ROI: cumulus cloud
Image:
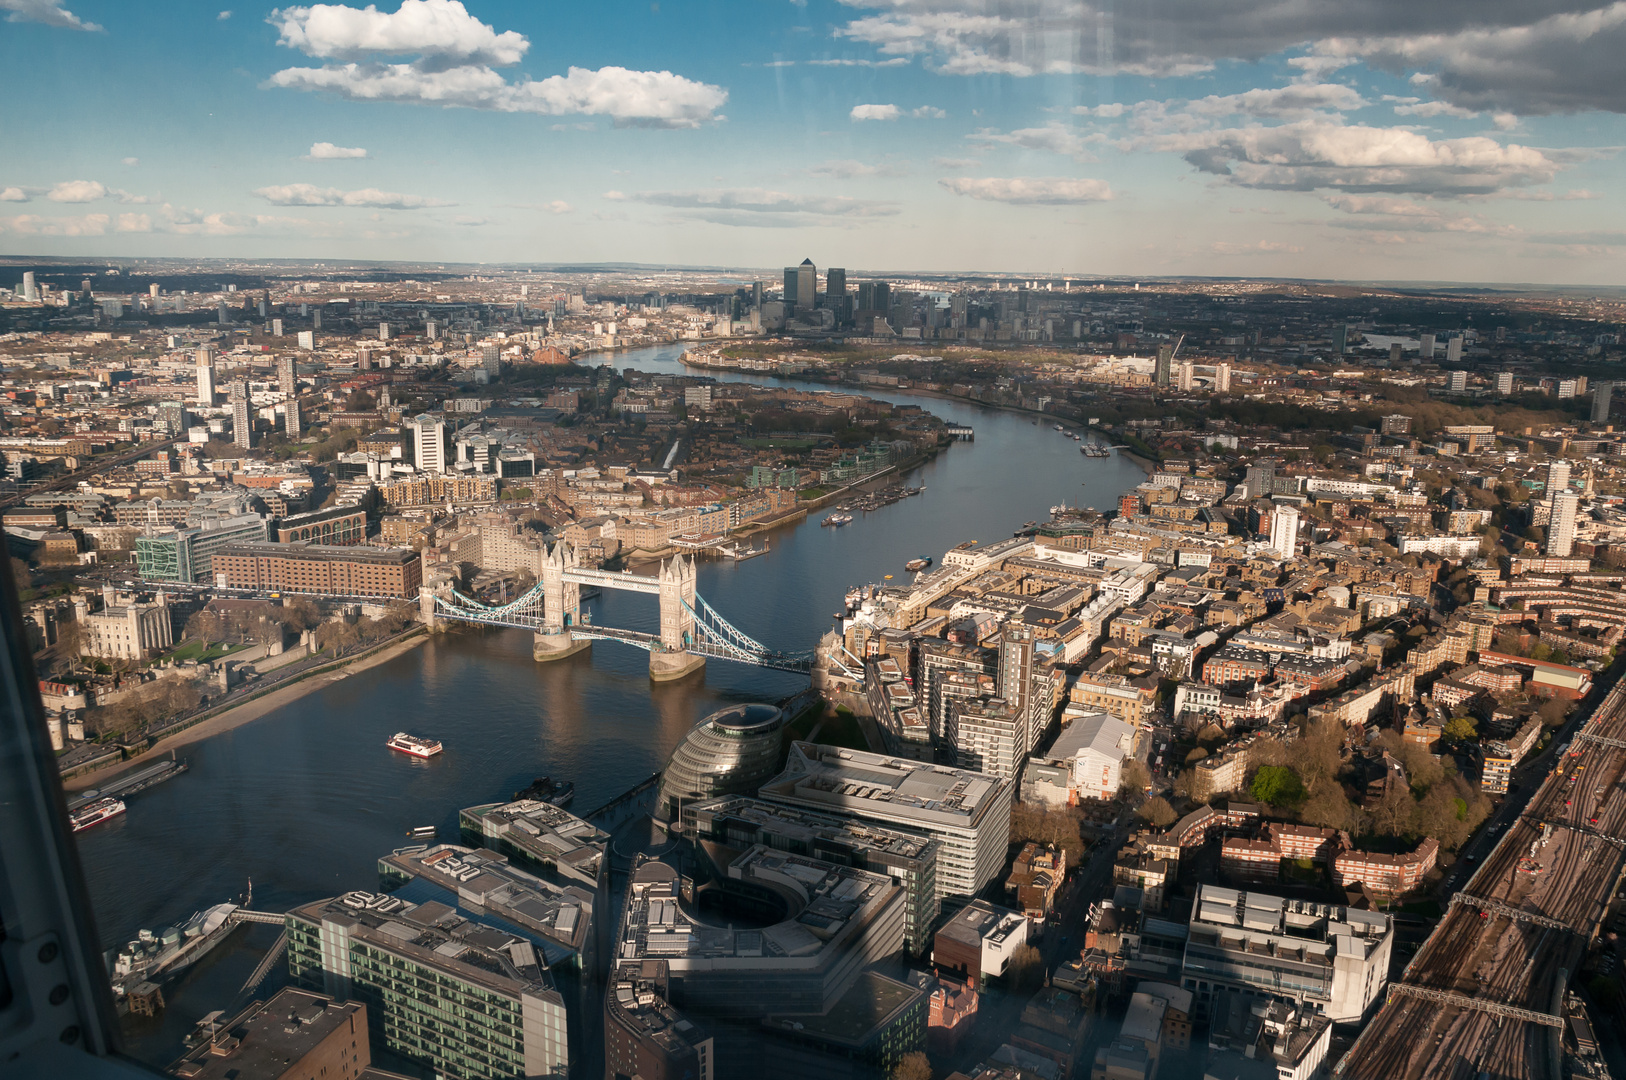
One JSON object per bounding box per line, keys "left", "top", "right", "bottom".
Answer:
{"left": 810, "top": 159, "right": 907, "bottom": 178}
{"left": 611, "top": 187, "right": 899, "bottom": 227}
{"left": 218, "top": 9, "right": 231, "bottom": 18}
{"left": 253, "top": 182, "right": 453, "bottom": 208}
{"left": 541, "top": 200, "right": 571, "bottom": 214}
{"left": 968, "top": 123, "right": 1102, "bottom": 159}
{"left": 47, "top": 179, "right": 107, "bottom": 203}
{"left": 1, "top": 0, "right": 100, "bottom": 31}
{"left": 851, "top": 103, "right": 901, "bottom": 121}
{"left": 0, "top": 187, "right": 29, "bottom": 202}
{"left": 912, "top": 105, "right": 946, "bottom": 118}
{"left": 0, "top": 213, "right": 109, "bottom": 236}
{"left": 1390, "top": 99, "right": 1481, "bottom": 119}
{"left": 267, "top": 0, "right": 727, "bottom": 127}
{"left": 807, "top": 56, "right": 911, "bottom": 67}
{"left": 938, "top": 176, "right": 1113, "bottom": 203}
{"left": 1181, "top": 83, "right": 1368, "bottom": 118}
{"left": 1315, "top": 4, "right": 1626, "bottom": 115}
{"left": 930, "top": 156, "right": 980, "bottom": 168}
{"left": 269, "top": 0, "right": 527, "bottom": 64}
{"left": 831, "top": 0, "right": 1618, "bottom": 96}
{"left": 1156, "top": 119, "right": 1562, "bottom": 196}
{"left": 304, "top": 141, "right": 368, "bottom": 159}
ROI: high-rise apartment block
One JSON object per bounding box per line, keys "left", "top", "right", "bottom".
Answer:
{"left": 1420, "top": 332, "right": 1435, "bottom": 358}
{"left": 1270, "top": 504, "right": 1300, "bottom": 560}
{"left": 1496, "top": 371, "right": 1514, "bottom": 395}
{"left": 1446, "top": 336, "right": 1463, "bottom": 364}
{"left": 297, "top": 330, "right": 315, "bottom": 350}
{"left": 231, "top": 391, "right": 253, "bottom": 450}
{"left": 1155, "top": 345, "right": 1173, "bottom": 388}
{"left": 1548, "top": 492, "right": 1579, "bottom": 557}
{"left": 1594, "top": 382, "right": 1613, "bottom": 423}
{"left": 1449, "top": 370, "right": 1468, "bottom": 393}
{"left": 411, "top": 414, "right": 449, "bottom": 474}
{"left": 195, "top": 346, "right": 216, "bottom": 406}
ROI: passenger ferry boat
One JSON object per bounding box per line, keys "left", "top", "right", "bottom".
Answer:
{"left": 386, "top": 732, "right": 443, "bottom": 758}
{"left": 71, "top": 796, "right": 126, "bottom": 832}
{"left": 905, "top": 556, "right": 933, "bottom": 572}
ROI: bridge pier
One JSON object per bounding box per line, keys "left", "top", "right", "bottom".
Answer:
{"left": 649, "top": 650, "right": 705, "bottom": 682}
{"left": 534, "top": 631, "right": 590, "bottom": 662}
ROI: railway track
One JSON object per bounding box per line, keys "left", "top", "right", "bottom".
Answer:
{"left": 1337, "top": 678, "right": 1626, "bottom": 1079}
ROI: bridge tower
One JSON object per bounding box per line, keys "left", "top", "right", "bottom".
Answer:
{"left": 535, "top": 542, "right": 589, "bottom": 662}
{"left": 651, "top": 555, "right": 704, "bottom": 681}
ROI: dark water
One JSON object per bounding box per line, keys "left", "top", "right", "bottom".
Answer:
{"left": 75, "top": 343, "right": 1145, "bottom": 1057}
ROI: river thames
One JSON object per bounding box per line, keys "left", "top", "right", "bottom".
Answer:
{"left": 74, "top": 343, "right": 1147, "bottom": 1059}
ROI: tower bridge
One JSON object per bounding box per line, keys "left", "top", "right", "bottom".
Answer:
{"left": 419, "top": 543, "right": 812, "bottom": 681}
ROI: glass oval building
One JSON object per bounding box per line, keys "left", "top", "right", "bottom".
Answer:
{"left": 656, "top": 703, "right": 784, "bottom": 822}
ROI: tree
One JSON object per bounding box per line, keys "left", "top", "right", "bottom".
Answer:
{"left": 1538, "top": 697, "right": 1573, "bottom": 727}
{"left": 1121, "top": 760, "right": 1151, "bottom": 793}
{"left": 1301, "top": 784, "right": 1362, "bottom": 833}
{"left": 1443, "top": 715, "right": 1478, "bottom": 741}
{"left": 892, "top": 1051, "right": 932, "bottom": 1080}
{"left": 1006, "top": 944, "right": 1045, "bottom": 990}
{"left": 1138, "top": 796, "right": 1177, "bottom": 828}
{"left": 1250, "top": 765, "right": 1306, "bottom": 808}
{"left": 1370, "top": 783, "right": 1415, "bottom": 839}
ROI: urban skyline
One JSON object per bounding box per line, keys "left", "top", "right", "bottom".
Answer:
{"left": 0, "top": 0, "right": 1623, "bottom": 283}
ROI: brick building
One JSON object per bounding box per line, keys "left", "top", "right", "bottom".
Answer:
{"left": 213, "top": 542, "right": 423, "bottom": 599}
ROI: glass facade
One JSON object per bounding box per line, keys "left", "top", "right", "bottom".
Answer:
{"left": 656, "top": 703, "right": 784, "bottom": 822}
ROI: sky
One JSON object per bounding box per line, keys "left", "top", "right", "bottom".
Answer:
{"left": 1, "top": 0, "right": 1624, "bottom": 284}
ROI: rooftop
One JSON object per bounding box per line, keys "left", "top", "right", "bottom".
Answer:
{"left": 168, "top": 989, "right": 364, "bottom": 1080}
{"left": 760, "top": 742, "right": 1008, "bottom": 829}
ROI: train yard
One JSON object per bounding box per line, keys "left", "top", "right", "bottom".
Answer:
{"left": 1337, "top": 679, "right": 1626, "bottom": 1079}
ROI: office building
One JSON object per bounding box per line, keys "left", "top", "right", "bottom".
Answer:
{"left": 195, "top": 346, "right": 215, "bottom": 406}
{"left": 1558, "top": 378, "right": 1578, "bottom": 399}
{"left": 1496, "top": 370, "right": 1514, "bottom": 395}
{"left": 760, "top": 743, "right": 1013, "bottom": 904}
{"left": 1181, "top": 886, "right": 1392, "bottom": 1024}
{"left": 1548, "top": 492, "right": 1579, "bottom": 558}
{"left": 681, "top": 796, "right": 938, "bottom": 957}
{"left": 410, "top": 414, "right": 450, "bottom": 474}
{"left": 298, "top": 330, "right": 315, "bottom": 350}
{"left": 782, "top": 258, "right": 816, "bottom": 315}
{"left": 1023, "top": 711, "right": 1135, "bottom": 804}
{"left": 212, "top": 541, "right": 423, "bottom": 598}
{"left": 655, "top": 703, "right": 785, "bottom": 822}
{"left": 163, "top": 989, "right": 372, "bottom": 1080}
{"left": 21, "top": 271, "right": 37, "bottom": 301}
{"left": 460, "top": 798, "right": 609, "bottom": 894}
{"left": 604, "top": 961, "right": 714, "bottom": 1080}
{"left": 1331, "top": 324, "right": 1348, "bottom": 354}
{"left": 231, "top": 391, "right": 253, "bottom": 450}
{"left": 1445, "top": 336, "right": 1462, "bottom": 364}
{"left": 1269, "top": 504, "right": 1300, "bottom": 560}
{"left": 952, "top": 698, "right": 1027, "bottom": 782}
{"left": 286, "top": 890, "right": 570, "bottom": 1080}
{"left": 825, "top": 267, "right": 846, "bottom": 307}
{"left": 931, "top": 900, "right": 1028, "bottom": 984}
{"left": 1154, "top": 346, "right": 1173, "bottom": 388}
{"left": 135, "top": 513, "right": 268, "bottom": 583}
{"left": 1448, "top": 370, "right": 1467, "bottom": 393}
{"left": 1419, "top": 332, "right": 1435, "bottom": 359}
{"left": 276, "top": 505, "right": 367, "bottom": 545}
{"left": 1593, "top": 382, "right": 1613, "bottom": 423}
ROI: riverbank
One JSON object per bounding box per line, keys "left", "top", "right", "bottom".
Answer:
{"left": 64, "top": 630, "right": 430, "bottom": 792}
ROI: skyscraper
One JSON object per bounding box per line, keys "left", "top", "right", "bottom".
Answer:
{"left": 230, "top": 386, "right": 253, "bottom": 450}
{"left": 1593, "top": 382, "right": 1613, "bottom": 423}
{"left": 1176, "top": 361, "right": 1195, "bottom": 391}
{"left": 411, "top": 414, "right": 448, "bottom": 474}
{"left": 1496, "top": 371, "right": 1514, "bottom": 395}
{"left": 378, "top": 322, "right": 390, "bottom": 341}
{"left": 1420, "top": 333, "right": 1436, "bottom": 359}
{"left": 1449, "top": 370, "right": 1467, "bottom": 393}
{"left": 278, "top": 356, "right": 297, "bottom": 398}
{"left": 195, "top": 346, "right": 215, "bottom": 406}
{"left": 825, "top": 267, "right": 847, "bottom": 324}
{"left": 783, "top": 265, "right": 799, "bottom": 311}
{"left": 357, "top": 347, "right": 372, "bottom": 371}
{"left": 1270, "top": 504, "right": 1300, "bottom": 560}
{"left": 784, "top": 258, "right": 816, "bottom": 314}
{"left": 1548, "top": 493, "right": 1579, "bottom": 558}
{"left": 1331, "top": 324, "right": 1348, "bottom": 354}
{"left": 21, "top": 271, "right": 36, "bottom": 301}
{"left": 1155, "top": 345, "right": 1173, "bottom": 388}
{"left": 1446, "top": 336, "right": 1463, "bottom": 364}
{"left": 1546, "top": 459, "right": 1571, "bottom": 496}
{"left": 1215, "top": 362, "right": 1232, "bottom": 393}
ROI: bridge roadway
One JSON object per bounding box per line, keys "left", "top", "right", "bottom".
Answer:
{"left": 1336, "top": 675, "right": 1626, "bottom": 1080}
{"left": 562, "top": 567, "right": 661, "bottom": 595}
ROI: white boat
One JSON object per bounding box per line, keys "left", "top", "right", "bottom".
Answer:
{"left": 71, "top": 796, "right": 125, "bottom": 832}
{"left": 387, "top": 732, "right": 443, "bottom": 758}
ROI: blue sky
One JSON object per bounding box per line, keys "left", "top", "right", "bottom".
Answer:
{"left": 2, "top": 0, "right": 1624, "bottom": 283}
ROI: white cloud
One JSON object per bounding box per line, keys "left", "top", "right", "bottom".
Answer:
{"left": 253, "top": 182, "right": 453, "bottom": 208}
{"left": 851, "top": 103, "right": 901, "bottom": 121}
{"left": 968, "top": 123, "right": 1101, "bottom": 159}
{"left": 117, "top": 213, "right": 153, "bottom": 232}
{"left": 1182, "top": 83, "right": 1367, "bottom": 118}
{"left": 269, "top": 0, "right": 528, "bottom": 65}
{"left": 218, "top": 9, "right": 231, "bottom": 19}
{"left": 452, "top": 215, "right": 488, "bottom": 226}
{"left": 542, "top": 200, "right": 572, "bottom": 214}
{"left": 268, "top": 1, "right": 726, "bottom": 127}
{"left": 0, "top": 0, "right": 100, "bottom": 32}
{"left": 810, "top": 159, "right": 907, "bottom": 178}
{"left": 807, "top": 56, "right": 911, "bottom": 67}
{"left": 0, "top": 213, "right": 109, "bottom": 236}
{"left": 1392, "top": 99, "right": 1479, "bottom": 119}
{"left": 1074, "top": 103, "right": 1125, "bottom": 118}
{"left": 121, "top": 157, "right": 140, "bottom": 166}
{"left": 47, "top": 179, "right": 106, "bottom": 203}
{"left": 911, "top": 105, "right": 946, "bottom": 118}
{"left": 1157, "top": 119, "right": 1562, "bottom": 196}
{"left": 613, "top": 187, "right": 899, "bottom": 226}
{"left": 0, "top": 187, "right": 29, "bottom": 202}
{"left": 1211, "top": 240, "right": 1303, "bottom": 254}
{"left": 304, "top": 141, "right": 369, "bottom": 159}
{"left": 938, "top": 176, "right": 1113, "bottom": 204}
{"left": 930, "top": 156, "right": 980, "bottom": 168}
